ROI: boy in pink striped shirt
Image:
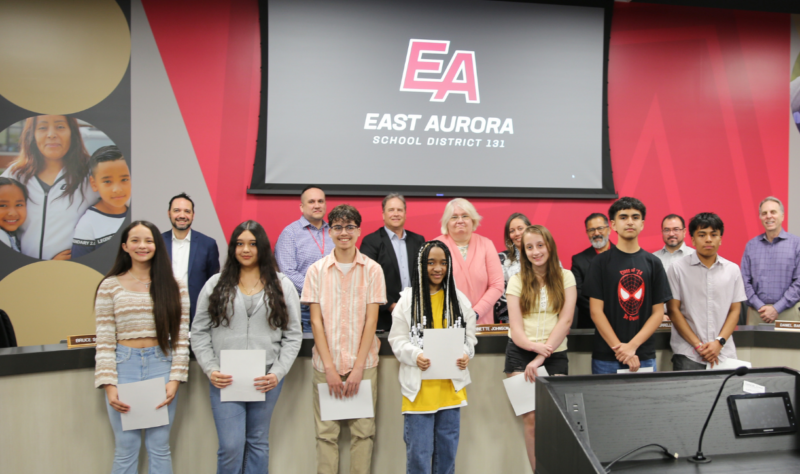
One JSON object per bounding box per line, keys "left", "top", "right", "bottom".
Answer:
{"left": 301, "top": 204, "right": 386, "bottom": 474}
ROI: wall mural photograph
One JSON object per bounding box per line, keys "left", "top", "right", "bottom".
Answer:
{"left": 0, "top": 116, "right": 127, "bottom": 260}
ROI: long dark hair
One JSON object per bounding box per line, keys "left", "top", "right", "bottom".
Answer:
{"left": 411, "top": 241, "right": 464, "bottom": 334}
{"left": 518, "top": 225, "right": 566, "bottom": 316}
{"left": 8, "top": 116, "right": 91, "bottom": 205}
{"left": 503, "top": 212, "right": 531, "bottom": 263}
{"left": 208, "top": 220, "right": 289, "bottom": 330}
{"left": 97, "top": 221, "right": 182, "bottom": 354}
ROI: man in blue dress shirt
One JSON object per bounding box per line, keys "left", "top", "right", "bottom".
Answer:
{"left": 275, "top": 186, "right": 334, "bottom": 332}
{"left": 741, "top": 196, "right": 800, "bottom": 325}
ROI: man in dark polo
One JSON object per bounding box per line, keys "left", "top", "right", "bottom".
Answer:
{"left": 360, "top": 193, "right": 425, "bottom": 331}
{"left": 571, "top": 213, "right": 614, "bottom": 329}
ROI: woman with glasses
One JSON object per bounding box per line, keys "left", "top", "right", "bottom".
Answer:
{"left": 434, "top": 198, "right": 503, "bottom": 325}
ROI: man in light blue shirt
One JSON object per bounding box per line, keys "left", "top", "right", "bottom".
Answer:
{"left": 275, "top": 186, "right": 334, "bottom": 332}
{"left": 360, "top": 193, "right": 426, "bottom": 330}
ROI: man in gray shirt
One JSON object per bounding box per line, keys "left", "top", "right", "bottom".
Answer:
{"left": 653, "top": 213, "right": 696, "bottom": 270}
{"left": 666, "top": 213, "right": 746, "bottom": 371}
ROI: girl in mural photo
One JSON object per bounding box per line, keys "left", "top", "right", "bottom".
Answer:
{"left": 191, "top": 220, "right": 302, "bottom": 473}
{"left": 94, "top": 220, "right": 190, "bottom": 474}
{"left": 0, "top": 177, "right": 28, "bottom": 253}
{"left": 505, "top": 225, "right": 576, "bottom": 471}
{"left": 1, "top": 115, "right": 99, "bottom": 259}
{"left": 388, "top": 240, "right": 477, "bottom": 474}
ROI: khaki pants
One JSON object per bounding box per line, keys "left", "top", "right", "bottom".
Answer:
{"left": 313, "top": 367, "right": 378, "bottom": 474}
{"left": 747, "top": 301, "right": 800, "bottom": 325}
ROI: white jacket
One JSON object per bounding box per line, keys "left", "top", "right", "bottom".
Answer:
{"left": 1, "top": 167, "right": 98, "bottom": 260}
{"left": 388, "top": 287, "right": 477, "bottom": 402}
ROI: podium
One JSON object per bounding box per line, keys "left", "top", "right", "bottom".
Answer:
{"left": 535, "top": 367, "right": 800, "bottom": 473}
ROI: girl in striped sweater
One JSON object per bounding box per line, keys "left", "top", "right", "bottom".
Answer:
{"left": 94, "top": 220, "right": 190, "bottom": 474}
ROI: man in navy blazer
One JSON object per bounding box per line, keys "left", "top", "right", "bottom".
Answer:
{"left": 163, "top": 193, "right": 220, "bottom": 322}
{"left": 360, "top": 194, "right": 425, "bottom": 331}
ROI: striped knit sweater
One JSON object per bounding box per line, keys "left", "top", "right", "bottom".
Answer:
{"left": 94, "top": 276, "right": 190, "bottom": 388}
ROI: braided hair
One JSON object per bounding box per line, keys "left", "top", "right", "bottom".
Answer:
{"left": 410, "top": 241, "right": 465, "bottom": 347}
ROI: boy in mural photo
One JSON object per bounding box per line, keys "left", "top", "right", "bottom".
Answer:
{"left": 0, "top": 177, "right": 28, "bottom": 253}
{"left": 584, "top": 197, "right": 672, "bottom": 374}
{"left": 71, "top": 146, "right": 130, "bottom": 258}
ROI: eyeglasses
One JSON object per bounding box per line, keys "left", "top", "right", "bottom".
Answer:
{"left": 662, "top": 228, "right": 685, "bottom": 234}
{"left": 331, "top": 225, "right": 359, "bottom": 233}
{"left": 450, "top": 214, "right": 471, "bottom": 222}
{"left": 586, "top": 226, "right": 608, "bottom": 234}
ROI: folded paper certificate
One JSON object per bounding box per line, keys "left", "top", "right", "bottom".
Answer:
{"left": 706, "top": 358, "right": 751, "bottom": 371}
{"left": 318, "top": 380, "right": 374, "bottom": 421}
{"left": 617, "top": 367, "right": 654, "bottom": 374}
{"left": 117, "top": 378, "right": 169, "bottom": 431}
{"left": 220, "top": 350, "right": 266, "bottom": 402}
{"left": 421, "top": 328, "right": 465, "bottom": 380}
{"left": 503, "top": 373, "right": 535, "bottom": 416}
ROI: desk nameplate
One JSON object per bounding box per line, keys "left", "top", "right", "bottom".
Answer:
{"left": 775, "top": 321, "right": 800, "bottom": 332}
{"left": 476, "top": 324, "right": 508, "bottom": 335}
{"left": 67, "top": 334, "right": 97, "bottom": 348}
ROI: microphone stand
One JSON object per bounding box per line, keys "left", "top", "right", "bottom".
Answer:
{"left": 688, "top": 366, "right": 749, "bottom": 464}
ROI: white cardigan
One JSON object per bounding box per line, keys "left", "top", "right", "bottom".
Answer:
{"left": 388, "top": 287, "right": 477, "bottom": 402}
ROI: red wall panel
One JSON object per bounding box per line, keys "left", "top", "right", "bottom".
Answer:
{"left": 143, "top": 1, "right": 789, "bottom": 266}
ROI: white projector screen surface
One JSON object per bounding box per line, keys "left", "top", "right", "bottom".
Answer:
{"left": 257, "top": 0, "right": 610, "bottom": 197}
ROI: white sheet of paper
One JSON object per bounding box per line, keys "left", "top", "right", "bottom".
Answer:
{"left": 617, "top": 367, "right": 654, "bottom": 374}
{"left": 220, "top": 350, "right": 266, "bottom": 402}
{"left": 318, "top": 380, "right": 374, "bottom": 421}
{"left": 537, "top": 367, "right": 549, "bottom": 377}
{"left": 706, "top": 358, "right": 752, "bottom": 371}
{"left": 421, "top": 328, "right": 465, "bottom": 380}
{"left": 117, "top": 378, "right": 169, "bottom": 431}
{"left": 503, "top": 373, "right": 537, "bottom": 416}
{"left": 743, "top": 380, "right": 766, "bottom": 394}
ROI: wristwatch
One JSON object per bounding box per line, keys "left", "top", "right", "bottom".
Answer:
{"left": 716, "top": 336, "right": 726, "bottom": 346}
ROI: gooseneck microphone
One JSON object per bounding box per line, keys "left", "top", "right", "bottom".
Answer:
{"left": 688, "top": 366, "right": 749, "bottom": 464}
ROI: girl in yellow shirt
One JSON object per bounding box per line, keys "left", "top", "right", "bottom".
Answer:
{"left": 505, "top": 225, "right": 577, "bottom": 471}
{"left": 388, "top": 241, "right": 477, "bottom": 474}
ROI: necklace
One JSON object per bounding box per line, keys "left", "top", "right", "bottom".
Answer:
{"left": 129, "top": 272, "right": 151, "bottom": 289}
{"left": 239, "top": 277, "right": 262, "bottom": 295}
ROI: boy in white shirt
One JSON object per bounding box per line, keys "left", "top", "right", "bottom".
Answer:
{"left": 71, "top": 146, "right": 130, "bottom": 258}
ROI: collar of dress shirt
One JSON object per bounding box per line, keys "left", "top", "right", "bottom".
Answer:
{"left": 688, "top": 251, "right": 721, "bottom": 268}
{"left": 300, "top": 215, "right": 328, "bottom": 230}
{"left": 759, "top": 228, "right": 788, "bottom": 242}
{"left": 658, "top": 242, "right": 686, "bottom": 254}
{"left": 325, "top": 248, "right": 368, "bottom": 268}
{"left": 172, "top": 228, "right": 192, "bottom": 243}
{"left": 384, "top": 226, "right": 406, "bottom": 241}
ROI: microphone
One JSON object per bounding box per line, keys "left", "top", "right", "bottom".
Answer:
{"left": 688, "top": 366, "right": 749, "bottom": 464}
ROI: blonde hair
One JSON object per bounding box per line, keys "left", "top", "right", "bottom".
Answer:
{"left": 440, "top": 198, "right": 482, "bottom": 234}
{"left": 518, "top": 225, "right": 565, "bottom": 316}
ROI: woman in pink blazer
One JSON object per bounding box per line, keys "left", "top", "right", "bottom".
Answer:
{"left": 435, "top": 198, "right": 504, "bottom": 324}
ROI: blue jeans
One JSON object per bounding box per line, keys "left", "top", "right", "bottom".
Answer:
{"left": 592, "top": 357, "right": 656, "bottom": 375}
{"left": 210, "top": 377, "right": 284, "bottom": 474}
{"left": 403, "top": 408, "right": 461, "bottom": 474}
{"left": 301, "top": 304, "right": 311, "bottom": 333}
{"left": 106, "top": 344, "right": 178, "bottom": 474}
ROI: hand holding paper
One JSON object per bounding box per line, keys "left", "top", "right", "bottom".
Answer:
{"left": 220, "top": 350, "right": 266, "bottom": 402}
{"left": 319, "top": 380, "right": 374, "bottom": 421}
{"left": 116, "top": 378, "right": 170, "bottom": 431}
{"left": 421, "top": 328, "right": 465, "bottom": 380}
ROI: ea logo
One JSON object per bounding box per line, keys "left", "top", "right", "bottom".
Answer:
{"left": 400, "top": 39, "right": 479, "bottom": 104}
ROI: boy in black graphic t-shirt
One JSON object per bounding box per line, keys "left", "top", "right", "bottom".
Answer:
{"left": 584, "top": 197, "right": 672, "bottom": 374}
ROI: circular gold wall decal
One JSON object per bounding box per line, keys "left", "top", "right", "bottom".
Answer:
{"left": 0, "top": 0, "right": 130, "bottom": 115}
{"left": 0, "top": 260, "right": 105, "bottom": 346}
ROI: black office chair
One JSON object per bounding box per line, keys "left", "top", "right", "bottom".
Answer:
{"left": 0, "top": 309, "right": 17, "bottom": 348}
